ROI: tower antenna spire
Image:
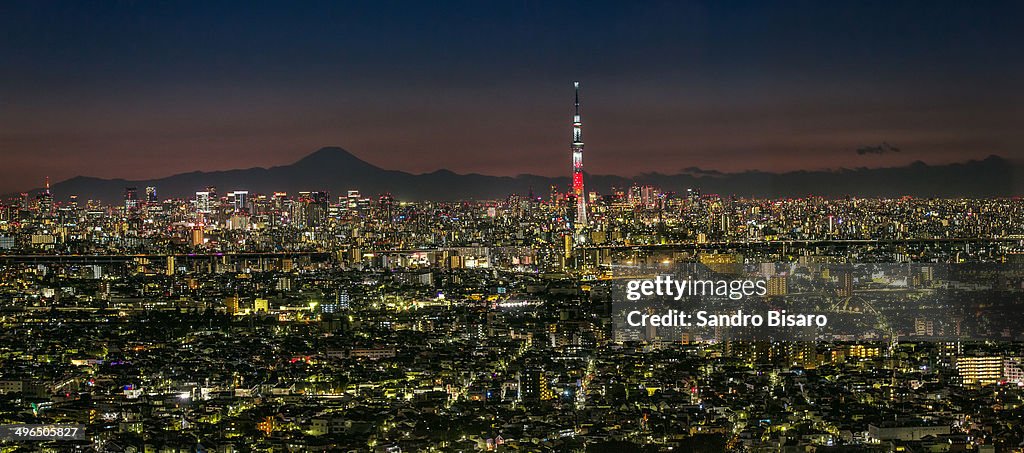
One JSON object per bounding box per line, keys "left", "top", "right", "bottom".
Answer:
{"left": 574, "top": 81, "right": 580, "bottom": 116}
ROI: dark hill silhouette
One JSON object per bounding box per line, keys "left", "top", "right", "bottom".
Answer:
{"left": 18, "top": 147, "right": 1023, "bottom": 202}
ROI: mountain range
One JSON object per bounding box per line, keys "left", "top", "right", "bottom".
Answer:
{"left": 20, "top": 147, "right": 1024, "bottom": 202}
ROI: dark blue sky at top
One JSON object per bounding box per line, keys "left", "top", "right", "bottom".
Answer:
{"left": 1, "top": 1, "right": 1021, "bottom": 193}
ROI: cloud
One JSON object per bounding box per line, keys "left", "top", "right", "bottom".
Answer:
{"left": 680, "top": 167, "right": 724, "bottom": 176}
{"left": 856, "top": 142, "right": 902, "bottom": 155}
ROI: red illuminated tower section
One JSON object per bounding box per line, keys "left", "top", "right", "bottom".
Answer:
{"left": 571, "top": 81, "right": 588, "bottom": 226}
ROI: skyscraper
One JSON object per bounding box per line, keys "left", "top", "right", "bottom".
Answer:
{"left": 124, "top": 187, "right": 138, "bottom": 212}
{"left": 230, "top": 190, "right": 249, "bottom": 214}
{"left": 298, "top": 191, "right": 329, "bottom": 228}
{"left": 37, "top": 177, "right": 53, "bottom": 217}
{"left": 195, "top": 191, "right": 212, "bottom": 214}
{"left": 571, "top": 81, "right": 587, "bottom": 226}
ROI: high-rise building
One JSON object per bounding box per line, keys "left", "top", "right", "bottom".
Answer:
{"left": 224, "top": 295, "right": 240, "bottom": 315}
{"left": 570, "top": 81, "right": 588, "bottom": 226}
{"left": 299, "top": 191, "right": 329, "bottom": 228}
{"left": 124, "top": 187, "right": 138, "bottom": 212}
{"left": 378, "top": 193, "right": 394, "bottom": 221}
{"left": 200, "top": 186, "right": 219, "bottom": 216}
{"left": 937, "top": 341, "right": 961, "bottom": 368}
{"left": 956, "top": 356, "right": 1003, "bottom": 386}
{"left": 190, "top": 226, "right": 205, "bottom": 246}
{"left": 272, "top": 192, "right": 288, "bottom": 208}
{"left": 254, "top": 298, "right": 269, "bottom": 313}
{"left": 322, "top": 292, "right": 350, "bottom": 314}
{"left": 143, "top": 186, "right": 162, "bottom": 217}
{"left": 767, "top": 276, "right": 789, "bottom": 296}
{"left": 230, "top": 190, "right": 249, "bottom": 214}
{"left": 1004, "top": 358, "right": 1024, "bottom": 385}
{"left": 195, "top": 191, "right": 212, "bottom": 214}
{"left": 347, "top": 190, "right": 360, "bottom": 210}
{"left": 36, "top": 177, "right": 53, "bottom": 217}
{"left": 914, "top": 318, "right": 935, "bottom": 337}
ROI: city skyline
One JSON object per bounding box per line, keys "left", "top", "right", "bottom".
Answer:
{"left": 10, "top": 147, "right": 1019, "bottom": 203}
{"left": 5, "top": 3, "right": 1024, "bottom": 452}
{"left": 2, "top": 1, "right": 1023, "bottom": 194}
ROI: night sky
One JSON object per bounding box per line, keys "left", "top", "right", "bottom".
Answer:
{"left": 2, "top": 1, "right": 1022, "bottom": 194}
